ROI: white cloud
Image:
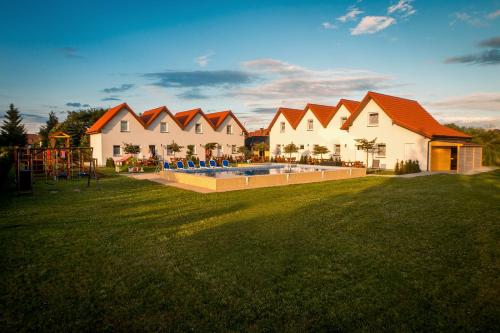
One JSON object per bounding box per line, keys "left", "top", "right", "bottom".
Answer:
{"left": 388, "top": 0, "right": 416, "bottom": 18}
{"left": 487, "top": 9, "right": 500, "bottom": 19}
{"left": 427, "top": 92, "right": 500, "bottom": 111}
{"left": 351, "top": 16, "right": 396, "bottom": 35}
{"left": 241, "top": 59, "right": 307, "bottom": 76}
{"left": 322, "top": 21, "right": 337, "bottom": 29}
{"left": 450, "top": 12, "right": 483, "bottom": 27}
{"left": 195, "top": 52, "right": 214, "bottom": 67}
{"left": 434, "top": 115, "right": 500, "bottom": 129}
{"left": 337, "top": 7, "right": 364, "bottom": 23}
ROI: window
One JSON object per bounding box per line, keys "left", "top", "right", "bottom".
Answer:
{"left": 280, "top": 122, "right": 286, "bottom": 133}
{"left": 166, "top": 146, "right": 173, "bottom": 155}
{"left": 356, "top": 145, "right": 363, "bottom": 151}
{"left": 195, "top": 123, "right": 202, "bottom": 134}
{"left": 334, "top": 144, "right": 341, "bottom": 155}
{"left": 193, "top": 145, "right": 197, "bottom": 155}
{"left": 368, "top": 113, "right": 379, "bottom": 126}
{"left": 340, "top": 116, "right": 348, "bottom": 127}
{"left": 113, "top": 145, "right": 121, "bottom": 157}
{"left": 149, "top": 145, "right": 156, "bottom": 158}
{"left": 226, "top": 125, "right": 233, "bottom": 134}
{"left": 160, "top": 122, "right": 168, "bottom": 133}
{"left": 299, "top": 144, "right": 305, "bottom": 149}
{"left": 231, "top": 145, "right": 237, "bottom": 154}
{"left": 307, "top": 119, "right": 314, "bottom": 131}
{"left": 377, "top": 144, "right": 386, "bottom": 157}
{"left": 120, "top": 120, "right": 129, "bottom": 132}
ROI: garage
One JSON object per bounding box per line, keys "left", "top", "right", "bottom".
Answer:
{"left": 430, "top": 141, "right": 482, "bottom": 173}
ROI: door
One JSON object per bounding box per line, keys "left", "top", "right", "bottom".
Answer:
{"left": 431, "top": 147, "right": 451, "bottom": 171}
{"left": 450, "top": 147, "right": 457, "bottom": 171}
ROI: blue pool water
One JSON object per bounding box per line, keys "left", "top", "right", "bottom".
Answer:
{"left": 174, "top": 164, "right": 331, "bottom": 178}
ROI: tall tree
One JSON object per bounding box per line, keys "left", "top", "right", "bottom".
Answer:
{"left": 0, "top": 104, "right": 27, "bottom": 147}
{"left": 57, "top": 108, "right": 106, "bottom": 147}
{"left": 313, "top": 145, "right": 330, "bottom": 161}
{"left": 354, "top": 137, "right": 377, "bottom": 168}
{"left": 39, "top": 111, "right": 59, "bottom": 147}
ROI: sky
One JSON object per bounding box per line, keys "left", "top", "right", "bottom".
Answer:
{"left": 1, "top": 0, "right": 499, "bottom": 132}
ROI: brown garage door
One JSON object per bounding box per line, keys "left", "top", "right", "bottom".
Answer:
{"left": 431, "top": 147, "right": 451, "bottom": 171}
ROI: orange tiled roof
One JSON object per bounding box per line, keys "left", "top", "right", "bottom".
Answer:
{"left": 86, "top": 103, "right": 144, "bottom": 134}
{"left": 268, "top": 107, "right": 306, "bottom": 131}
{"left": 140, "top": 106, "right": 164, "bottom": 125}
{"left": 206, "top": 110, "right": 248, "bottom": 134}
{"left": 338, "top": 99, "right": 360, "bottom": 113}
{"left": 305, "top": 103, "right": 338, "bottom": 128}
{"left": 341, "top": 92, "right": 471, "bottom": 138}
{"left": 174, "top": 108, "right": 204, "bottom": 128}
{"left": 248, "top": 128, "right": 269, "bottom": 137}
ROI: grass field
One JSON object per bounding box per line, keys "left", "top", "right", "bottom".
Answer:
{"left": 1, "top": 170, "right": 499, "bottom": 331}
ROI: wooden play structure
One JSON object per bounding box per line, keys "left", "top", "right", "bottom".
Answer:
{"left": 14, "top": 131, "right": 98, "bottom": 193}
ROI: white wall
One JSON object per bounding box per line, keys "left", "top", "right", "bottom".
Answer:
{"left": 90, "top": 107, "right": 245, "bottom": 165}
{"left": 342, "top": 99, "right": 430, "bottom": 169}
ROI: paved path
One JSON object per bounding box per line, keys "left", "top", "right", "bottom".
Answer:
{"left": 367, "top": 166, "right": 496, "bottom": 178}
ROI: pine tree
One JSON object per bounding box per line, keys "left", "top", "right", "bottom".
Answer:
{"left": 394, "top": 160, "right": 400, "bottom": 174}
{"left": 39, "top": 111, "right": 59, "bottom": 147}
{"left": 0, "top": 104, "right": 27, "bottom": 147}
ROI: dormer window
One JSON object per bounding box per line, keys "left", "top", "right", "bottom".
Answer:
{"left": 307, "top": 119, "right": 314, "bottom": 131}
{"left": 160, "top": 122, "right": 168, "bottom": 133}
{"left": 340, "top": 116, "right": 348, "bottom": 127}
{"left": 226, "top": 124, "right": 233, "bottom": 134}
{"left": 368, "top": 113, "right": 379, "bottom": 126}
{"left": 280, "top": 122, "right": 286, "bottom": 133}
{"left": 195, "top": 123, "right": 202, "bottom": 134}
{"left": 120, "top": 120, "right": 129, "bottom": 132}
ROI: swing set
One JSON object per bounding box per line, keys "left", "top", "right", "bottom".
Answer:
{"left": 14, "top": 131, "right": 98, "bottom": 193}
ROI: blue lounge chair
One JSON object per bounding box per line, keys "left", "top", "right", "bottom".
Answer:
{"left": 199, "top": 160, "right": 208, "bottom": 168}
{"left": 209, "top": 160, "right": 219, "bottom": 168}
{"left": 187, "top": 160, "right": 196, "bottom": 169}
{"left": 163, "top": 162, "right": 170, "bottom": 170}
{"left": 222, "top": 160, "right": 230, "bottom": 168}
{"left": 176, "top": 160, "right": 185, "bottom": 169}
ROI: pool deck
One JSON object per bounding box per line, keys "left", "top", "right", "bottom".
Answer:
{"left": 124, "top": 173, "right": 216, "bottom": 193}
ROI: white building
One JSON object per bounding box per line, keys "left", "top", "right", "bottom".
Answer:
{"left": 268, "top": 92, "right": 478, "bottom": 172}
{"left": 87, "top": 103, "right": 247, "bottom": 166}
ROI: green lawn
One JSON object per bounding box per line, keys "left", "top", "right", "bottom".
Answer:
{"left": 1, "top": 170, "right": 499, "bottom": 331}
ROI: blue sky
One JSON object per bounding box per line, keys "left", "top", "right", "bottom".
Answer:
{"left": 1, "top": 0, "right": 499, "bottom": 131}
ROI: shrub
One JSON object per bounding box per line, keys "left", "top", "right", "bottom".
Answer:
{"left": 394, "top": 161, "right": 400, "bottom": 174}
{"left": 105, "top": 157, "right": 115, "bottom": 168}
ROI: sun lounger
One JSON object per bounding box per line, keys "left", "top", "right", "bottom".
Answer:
{"left": 187, "top": 160, "right": 196, "bottom": 169}
{"left": 199, "top": 160, "right": 208, "bottom": 168}
{"left": 163, "top": 162, "right": 170, "bottom": 170}
{"left": 222, "top": 160, "right": 230, "bottom": 168}
{"left": 209, "top": 160, "right": 219, "bottom": 168}
{"left": 176, "top": 161, "right": 185, "bottom": 169}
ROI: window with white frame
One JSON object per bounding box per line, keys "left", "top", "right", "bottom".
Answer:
{"left": 113, "top": 145, "right": 121, "bottom": 156}
{"left": 160, "top": 122, "right": 168, "bottom": 133}
{"left": 195, "top": 123, "right": 202, "bottom": 133}
{"left": 280, "top": 122, "right": 285, "bottom": 133}
{"left": 368, "top": 113, "right": 379, "bottom": 126}
{"left": 299, "top": 144, "right": 305, "bottom": 149}
{"left": 231, "top": 145, "right": 237, "bottom": 154}
{"left": 120, "top": 120, "right": 129, "bottom": 132}
{"left": 334, "top": 144, "right": 341, "bottom": 155}
{"left": 226, "top": 125, "right": 233, "bottom": 134}
{"left": 166, "top": 146, "right": 173, "bottom": 155}
{"left": 377, "top": 143, "right": 386, "bottom": 157}
{"left": 340, "top": 116, "right": 348, "bottom": 127}
{"left": 307, "top": 119, "right": 314, "bottom": 131}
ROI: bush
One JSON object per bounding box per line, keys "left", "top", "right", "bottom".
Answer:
{"left": 395, "top": 160, "right": 421, "bottom": 175}
{"left": 105, "top": 157, "right": 115, "bottom": 168}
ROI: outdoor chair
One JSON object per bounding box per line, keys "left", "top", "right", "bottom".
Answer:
{"left": 176, "top": 161, "right": 185, "bottom": 169}
{"left": 163, "top": 162, "right": 170, "bottom": 170}
{"left": 187, "top": 160, "right": 196, "bottom": 168}
{"left": 209, "top": 160, "right": 219, "bottom": 168}
{"left": 199, "top": 160, "right": 208, "bottom": 168}
{"left": 370, "top": 159, "right": 381, "bottom": 173}
{"left": 222, "top": 160, "right": 230, "bottom": 168}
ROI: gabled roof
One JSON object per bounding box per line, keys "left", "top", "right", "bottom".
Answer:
{"left": 205, "top": 110, "right": 248, "bottom": 134}
{"left": 268, "top": 107, "right": 306, "bottom": 131}
{"left": 305, "top": 104, "right": 338, "bottom": 128}
{"left": 174, "top": 108, "right": 218, "bottom": 130}
{"left": 337, "top": 99, "right": 360, "bottom": 114}
{"left": 341, "top": 91, "right": 471, "bottom": 138}
{"left": 140, "top": 106, "right": 183, "bottom": 128}
{"left": 86, "top": 103, "right": 145, "bottom": 134}
{"left": 248, "top": 128, "right": 269, "bottom": 137}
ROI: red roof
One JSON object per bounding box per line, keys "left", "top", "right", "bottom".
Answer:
{"left": 86, "top": 103, "right": 145, "bottom": 134}
{"left": 248, "top": 128, "right": 269, "bottom": 137}
{"left": 205, "top": 110, "right": 248, "bottom": 134}
{"left": 268, "top": 107, "right": 306, "bottom": 131}
{"left": 174, "top": 108, "right": 206, "bottom": 128}
{"left": 338, "top": 99, "right": 360, "bottom": 113}
{"left": 305, "top": 104, "right": 337, "bottom": 128}
{"left": 341, "top": 92, "right": 471, "bottom": 138}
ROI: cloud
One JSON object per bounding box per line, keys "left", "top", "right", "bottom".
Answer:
{"left": 102, "top": 84, "right": 134, "bottom": 94}
{"left": 101, "top": 97, "right": 121, "bottom": 101}
{"left": 351, "top": 16, "right": 396, "bottom": 35}
{"left": 251, "top": 107, "right": 277, "bottom": 114}
{"left": 176, "top": 88, "right": 209, "bottom": 100}
{"left": 436, "top": 115, "right": 500, "bottom": 129}
{"left": 58, "top": 47, "right": 84, "bottom": 59}
{"left": 487, "top": 9, "right": 500, "bottom": 20}
{"left": 387, "top": 0, "right": 416, "bottom": 18}
{"left": 428, "top": 92, "right": 500, "bottom": 111}
{"left": 195, "top": 52, "right": 214, "bottom": 67}
{"left": 143, "top": 70, "right": 256, "bottom": 88}
{"left": 321, "top": 22, "right": 337, "bottom": 29}
{"left": 337, "top": 7, "right": 364, "bottom": 22}
{"left": 66, "top": 102, "right": 90, "bottom": 108}
{"left": 444, "top": 49, "right": 500, "bottom": 65}
{"left": 241, "top": 59, "right": 306, "bottom": 76}
{"left": 478, "top": 36, "right": 500, "bottom": 48}
{"left": 450, "top": 12, "right": 483, "bottom": 27}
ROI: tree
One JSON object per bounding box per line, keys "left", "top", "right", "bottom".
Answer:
{"left": 204, "top": 142, "right": 218, "bottom": 159}
{"left": 57, "top": 108, "right": 106, "bottom": 147}
{"left": 252, "top": 142, "right": 268, "bottom": 157}
{"left": 186, "top": 145, "right": 195, "bottom": 159}
{"left": 237, "top": 145, "right": 250, "bottom": 159}
{"left": 167, "top": 141, "right": 183, "bottom": 158}
{"left": 38, "top": 111, "right": 59, "bottom": 147}
{"left": 313, "top": 145, "right": 330, "bottom": 161}
{"left": 354, "top": 137, "right": 377, "bottom": 168}
{"left": 123, "top": 142, "right": 140, "bottom": 154}
{"left": 283, "top": 142, "right": 299, "bottom": 162}
{"left": 0, "top": 104, "right": 27, "bottom": 147}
